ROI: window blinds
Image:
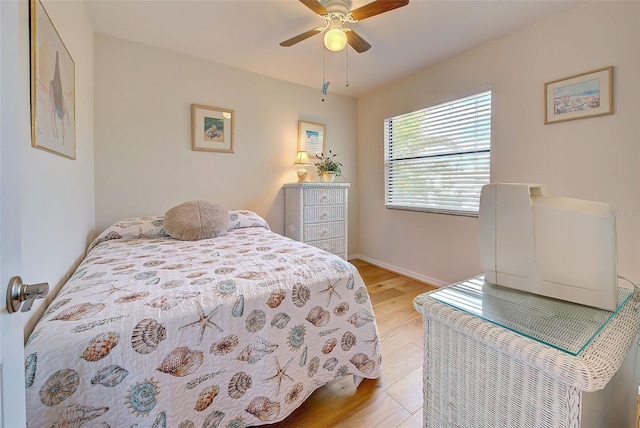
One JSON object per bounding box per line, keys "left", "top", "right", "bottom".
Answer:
{"left": 384, "top": 90, "right": 491, "bottom": 216}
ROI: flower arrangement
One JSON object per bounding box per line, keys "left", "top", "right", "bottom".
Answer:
{"left": 314, "top": 150, "right": 342, "bottom": 177}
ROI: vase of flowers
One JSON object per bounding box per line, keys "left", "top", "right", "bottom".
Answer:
{"left": 314, "top": 151, "right": 342, "bottom": 183}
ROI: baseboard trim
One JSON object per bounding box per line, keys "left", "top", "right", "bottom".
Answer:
{"left": 348, "top": 253, "right": 447, "bottom": 288}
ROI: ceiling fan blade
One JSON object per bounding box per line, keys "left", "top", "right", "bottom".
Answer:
{"left": 298, "top": 0, "right": 328, "bottom": 16}
{"left": 350, "top": 0, "right": 409, "bottom": 21}
{"left": 345, "top": 30, "right": 371, "bottom": 53}
{"left": 280, "top": 28, "right": 323, "bottom": 47}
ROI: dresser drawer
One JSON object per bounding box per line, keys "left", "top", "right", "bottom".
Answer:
{"left": 308, "top": 238, "right": 345, "bottom": 255}
{"left": 304, "top": 188, "right": 346, "bottom": 206}
{"left": 303, "top": 205, "right": 345, "bottom": 223}
{"left": 304, "top": 221, "right": 345, "bottom": 242}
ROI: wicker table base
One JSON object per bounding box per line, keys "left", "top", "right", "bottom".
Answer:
{"left": 414, "top": 280, "right": 640, "bottom": 428}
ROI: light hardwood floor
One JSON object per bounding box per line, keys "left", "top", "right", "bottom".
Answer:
{"left": 266, "top": 260, "right": 437, "bottom": 428}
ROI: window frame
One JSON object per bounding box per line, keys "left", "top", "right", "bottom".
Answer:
{"left": 383, "top": 89, "right": 492, "bottom": 217}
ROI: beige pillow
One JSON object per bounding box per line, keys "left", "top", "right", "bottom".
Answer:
{"left": 164, "top": 201, "right": 230, "bottom": 241}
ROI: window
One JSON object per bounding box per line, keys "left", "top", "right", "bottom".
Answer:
{"left": 384, "top": 89, "right": 491, "bottom": 216}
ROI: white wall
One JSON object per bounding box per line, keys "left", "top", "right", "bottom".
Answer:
{"left": 19, "top": 0, "right": 95, "bottom": 335}
{"left": 357, "top": 1, "right": 640, "bottom": 286}
{"left": 94, "top": 34, "right": 359, "bottom": 254}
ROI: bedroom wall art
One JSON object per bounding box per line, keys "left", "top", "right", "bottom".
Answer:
{"left": 298, "top": 120, "right": 325, "bottom": 157}
{"left": 30, "top": 0, "right": 76, "bottom": 159}
{"left": 191, "top": 104, "right": 234, "bottom": 153}
{"left": 544, "top": 66, "right": 613, "bottom": 124}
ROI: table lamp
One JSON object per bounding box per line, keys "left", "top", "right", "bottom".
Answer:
{"left": 293, "top": 151, "right": 310, "bottom": 182}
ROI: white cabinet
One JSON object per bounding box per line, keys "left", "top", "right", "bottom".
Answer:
{"left": 284, "top": 183, "right": 349, "bottom": 260}
{"left": 413, "top": 277, "right": 640, "bottom": 428}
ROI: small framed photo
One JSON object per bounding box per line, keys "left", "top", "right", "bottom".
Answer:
{"left": 30, "top": 0, "right": 76, "bottom": 159}
{"left": 544, "top": 66, "right": 613, "bottom": 124}
{"left": 191, "top": 104, "right": 234, "bottom": 153}
{"left": 298, "top": 120, "right": 325, "bottom": 157}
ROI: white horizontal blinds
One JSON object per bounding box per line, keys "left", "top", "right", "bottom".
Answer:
{"left": 384, "top": 90, "right": 491, "bottom": 215}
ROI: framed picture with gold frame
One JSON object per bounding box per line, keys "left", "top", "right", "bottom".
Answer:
{"left": 298, "top": 120, "right": 325, "bottom": 157}
{"left": 544, "top": 66, "right": 613, "bottom": 124}
{"left": 30, "top": 0, "right": 76, "bottom": 159}
{"left": 191, "top": 104, "right": 234, "bottom": 153}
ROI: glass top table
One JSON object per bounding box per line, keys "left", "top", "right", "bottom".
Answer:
{"left": 427, "top": 275, "right": 633, "bottom": 356}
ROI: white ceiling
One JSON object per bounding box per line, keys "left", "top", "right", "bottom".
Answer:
{"left": 84, "top": 0, "right": 588, "bottom": 97}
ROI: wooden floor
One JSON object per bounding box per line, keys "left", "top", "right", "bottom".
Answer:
{"left": 266, "top": 260, "right": 437, "bottom": 428}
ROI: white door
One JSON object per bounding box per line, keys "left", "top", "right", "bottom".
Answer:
{"left": 1, "top": 0, "right": 28, "bottom": 426}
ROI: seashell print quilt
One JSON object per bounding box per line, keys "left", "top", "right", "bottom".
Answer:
{"left": 25, "top": 211, "right": 382, "bottom": 427}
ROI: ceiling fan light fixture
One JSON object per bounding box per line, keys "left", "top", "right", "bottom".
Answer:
{"left": 324, "top": 28, "right": 347, "bottom": 51}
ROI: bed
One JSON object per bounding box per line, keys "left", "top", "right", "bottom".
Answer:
{"left": 24, "top": 210, "right": 382, "bottom": 427}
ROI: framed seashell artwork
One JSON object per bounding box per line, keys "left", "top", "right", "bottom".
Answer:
{"left": 191, "top": 104, "right": 234, "bottom": 153}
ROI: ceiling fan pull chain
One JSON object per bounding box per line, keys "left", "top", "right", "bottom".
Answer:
{"left": 321, "top": 45, "right": 330, "bottom": 101}
{"left": 345, "top": 47, "right": 350, "bottom": 88}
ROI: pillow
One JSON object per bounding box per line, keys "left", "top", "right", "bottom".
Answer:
{"left": 87, "top": 216, "right": 167, "bottom": 253}
{"left": 164, "top": 200, "right": 230, "bottom": 241}
{"left": 228, "top": 210, "right": 271, "bottom": 231}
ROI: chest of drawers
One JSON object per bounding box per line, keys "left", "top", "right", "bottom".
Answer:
{"left": 283, "top": 183, "right": 349, "bottom": 260}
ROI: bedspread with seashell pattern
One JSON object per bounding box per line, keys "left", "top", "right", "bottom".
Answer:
{"left": 25, "top": 211, "right": 382, "bottom": 427}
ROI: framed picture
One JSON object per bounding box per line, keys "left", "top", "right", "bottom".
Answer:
{"left": 298, "top": 120, "right": 325, "bottom": 157}
{"left": 544, "top": 66, "right": 613, "bottom": 124}
{"left": 191, "top": 104, "right": 234, "bottom": 153}
{"left": 30, "top": 0, "right": 76, "bottom": 159}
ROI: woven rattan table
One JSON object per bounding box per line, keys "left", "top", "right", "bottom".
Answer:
{"left": 413, "top": 275, "right": 640, "bottom": 428}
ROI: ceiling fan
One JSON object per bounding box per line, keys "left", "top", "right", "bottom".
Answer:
{"left": 280, "top": 0, "right": 409, "bottom": 53}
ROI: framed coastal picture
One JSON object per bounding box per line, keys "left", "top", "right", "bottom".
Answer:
{"left": 191, "top": 104, "right": 234, "bottom": 153}
{"left": 544, "top": 66, "right": 613, "bottom": 124}
{"left": 298, "top": 120, "right": 325, "bottom": 157}
{"left": 30, "top": 0, "right": 76, "bottom": 159}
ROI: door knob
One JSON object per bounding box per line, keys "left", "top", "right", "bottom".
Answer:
{"left": 6, "top": 276, "right": 49, "bottom": 314}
